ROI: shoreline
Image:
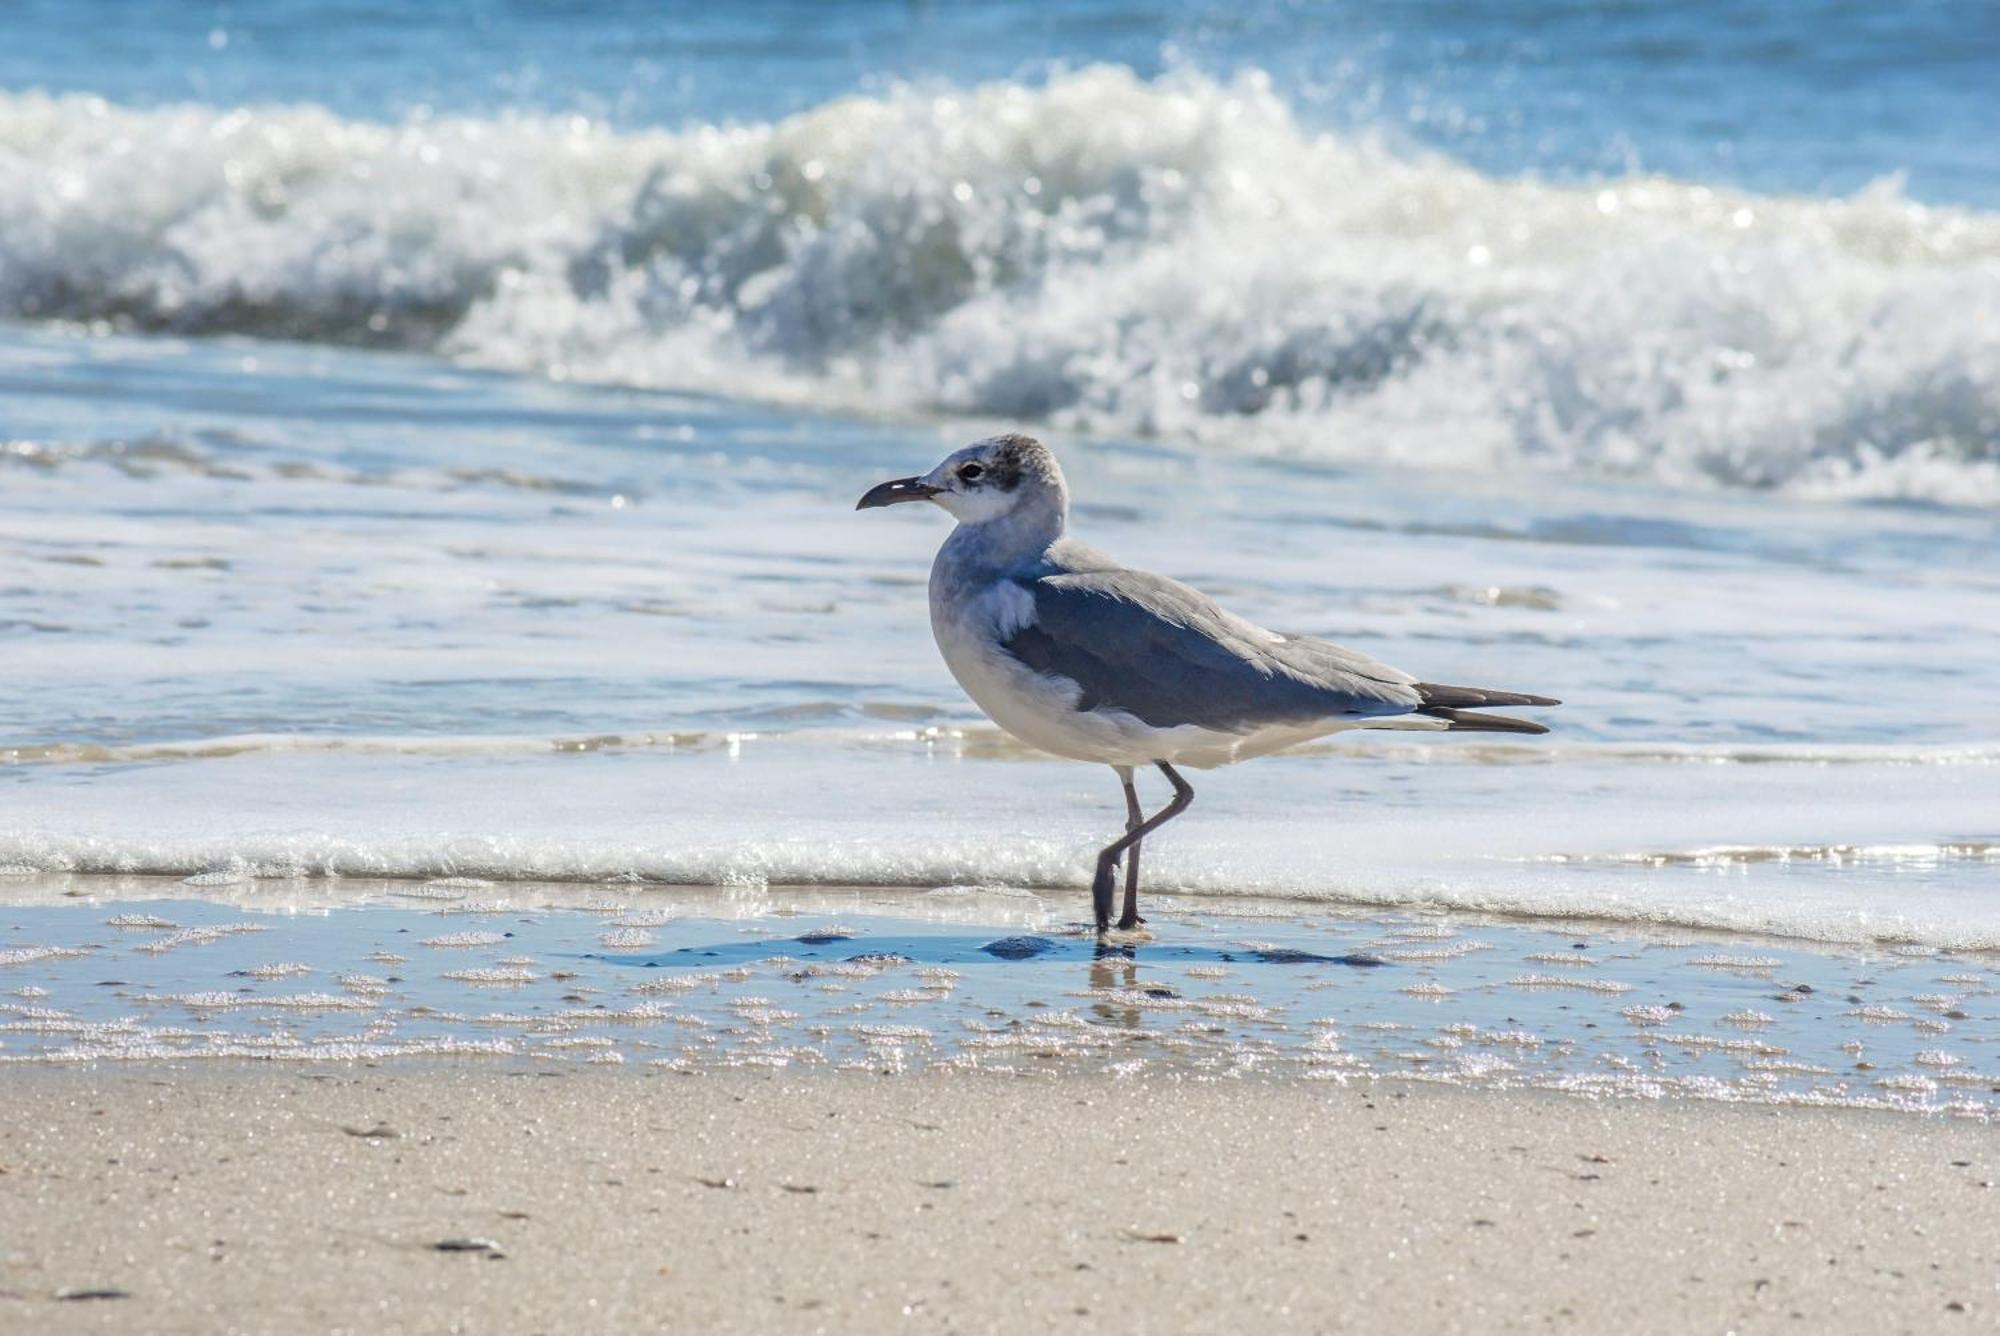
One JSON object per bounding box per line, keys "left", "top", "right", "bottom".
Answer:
{"left": 6, "top": 734, "right": 1999, "bottom": 953}
{"left": 4, "top": 1063, "right": 1994, "bottom": 1333}
{"left": 8, "top": 866, "right": 2000, "bottom": 954}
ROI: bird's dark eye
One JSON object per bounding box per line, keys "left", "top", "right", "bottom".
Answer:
{"left": 957, "top": 463, "right": 985, "bottom": 483}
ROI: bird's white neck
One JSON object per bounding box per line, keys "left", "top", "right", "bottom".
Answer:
{"left": 938, "top": 501, "right": 1066, "bottom": 576}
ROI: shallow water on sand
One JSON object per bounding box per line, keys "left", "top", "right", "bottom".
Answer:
{"left": 3, "top": 881, "right": 1995, "bottom": 1118}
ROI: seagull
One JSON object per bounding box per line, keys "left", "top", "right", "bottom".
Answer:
{"left": 857, "top": 434, "right": 1559, "bottom": 934}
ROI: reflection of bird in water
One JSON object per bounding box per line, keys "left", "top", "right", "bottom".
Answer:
{"left": 1089, "top": 950, "right": 1141, "bottom": 1030}
{"left": 860, "top": 433, "right": 1559, "bottom": 933}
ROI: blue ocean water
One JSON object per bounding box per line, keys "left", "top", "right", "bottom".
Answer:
{"left": 1, "top": 2, "right": 1997, "bottom": 949}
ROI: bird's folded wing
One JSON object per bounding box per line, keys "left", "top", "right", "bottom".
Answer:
{"left": 1001, "top": 570, "right": 1419, "bottom": 731}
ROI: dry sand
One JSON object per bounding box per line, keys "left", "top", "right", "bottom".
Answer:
{"left": 2, "top": 1066, "right": 1994, "bottom": 1334}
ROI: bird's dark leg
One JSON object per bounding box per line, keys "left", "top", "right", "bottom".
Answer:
{"left": 1091, "top": 767, "right": 1135, "bottom": 930}
{"left": 1119, "top": 767, "right": 1145, "bottom": 926}
{"left": 1090, "top": 762, "right": 1194, "bottom": 933}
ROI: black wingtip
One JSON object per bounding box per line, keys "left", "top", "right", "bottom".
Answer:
{"left": 1426, "top": 707, "right": 1551, "bottom": 735}
{"left": 1415, "top": 682, "right": 1561, "bottom": 710}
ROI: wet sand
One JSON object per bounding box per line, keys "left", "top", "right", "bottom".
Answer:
{"left": 3, "top": 1065, "right": 1993, "bottom": 1333}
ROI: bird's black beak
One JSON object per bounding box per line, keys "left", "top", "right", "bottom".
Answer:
{"left": 855, "top": 477, "right": 939, "bottom": 510}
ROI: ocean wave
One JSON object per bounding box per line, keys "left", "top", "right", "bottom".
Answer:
{"left": 4, "top": 68, "right": 1998, "bottom": 501}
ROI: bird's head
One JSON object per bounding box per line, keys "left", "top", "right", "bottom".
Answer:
{"left": 855, "top": 433, "right": 1067, "bottom": 528}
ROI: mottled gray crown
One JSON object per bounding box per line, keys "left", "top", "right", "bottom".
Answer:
{"left": 984, "top": 433, "right": 1061, "bottom": 494}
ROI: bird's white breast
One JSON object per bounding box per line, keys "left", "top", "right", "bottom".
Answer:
{"left": 928, "top": 573, "right": 1106, "bottom": 761}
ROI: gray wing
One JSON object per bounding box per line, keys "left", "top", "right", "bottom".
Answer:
{"left": 1000, "top": 568, "right": 1421, "bottom": 732}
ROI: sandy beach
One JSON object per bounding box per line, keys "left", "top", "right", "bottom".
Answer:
{"left": 3, "top": 1065, "right": 1993, "bottom": 1333}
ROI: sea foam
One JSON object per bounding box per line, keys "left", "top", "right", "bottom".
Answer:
{"left": 3, "top": 66, "right": 1996, "bottom": 502}
{"left": 3, "top": 745, "right": 1997, "bottom": 950}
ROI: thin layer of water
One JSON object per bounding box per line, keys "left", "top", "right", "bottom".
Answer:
{"left": 2, "top": 882, "right": 1993, "bottom": 1118}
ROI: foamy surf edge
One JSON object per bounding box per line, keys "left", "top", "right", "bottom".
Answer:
{"left": 6, "top": 729, "right": 1998, "bottom": 769}
{"left": 3, "top": 833, "right": 1997, "bottom": 952}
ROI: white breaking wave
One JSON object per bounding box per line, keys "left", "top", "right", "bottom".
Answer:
{"left": 3, "top": 66, "right": 1998, "bottom": 501}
